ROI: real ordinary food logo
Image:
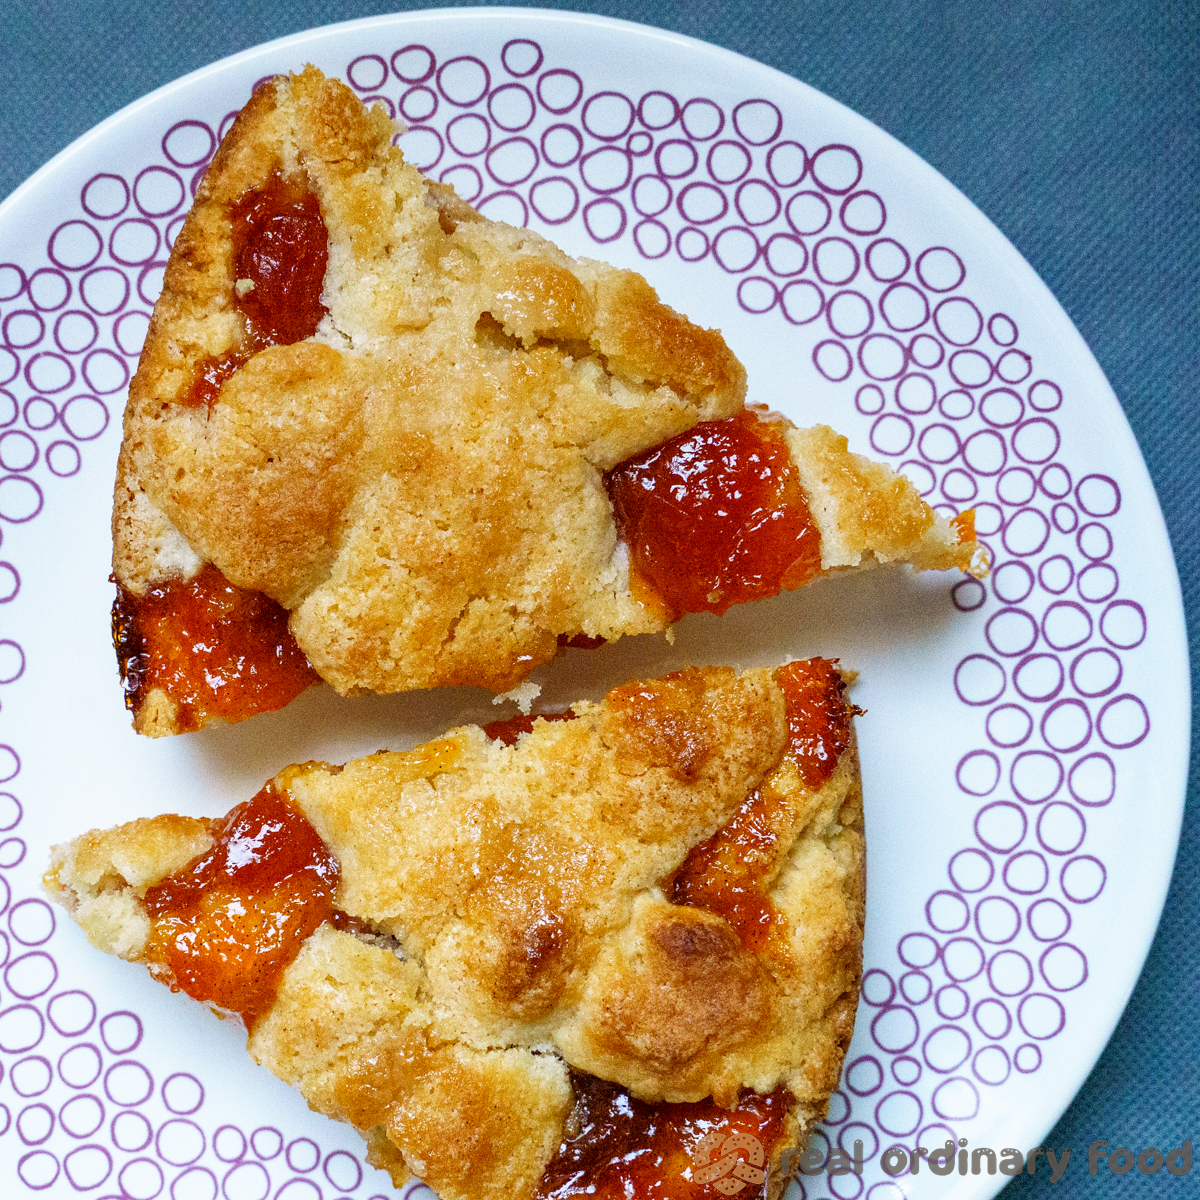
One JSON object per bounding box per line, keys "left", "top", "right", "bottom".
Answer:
{"left": 681, "top": 1137, "right": 1192, "bottom": 1190}
{"left": 874, "top": 1137, "right": 1192, "bottom": 1180}
{"left": 690, "top": 1130, "right": 768, "bottom": 1194}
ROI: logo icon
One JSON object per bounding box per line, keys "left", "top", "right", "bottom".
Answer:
{"left": 690, "top": 1129, "right": 767, "bottom": 1195}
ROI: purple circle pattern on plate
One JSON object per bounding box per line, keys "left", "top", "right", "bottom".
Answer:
{"left": 0, "top": 33, "right": 1148, "bottom": 1200}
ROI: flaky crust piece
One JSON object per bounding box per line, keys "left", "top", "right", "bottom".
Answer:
{"left": 48, "top": 665, "right": 864, "bottom": 1200}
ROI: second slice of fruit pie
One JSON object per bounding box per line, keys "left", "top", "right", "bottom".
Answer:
{"left": 48, "top": 660, "right": 864, "bottom": 1200}
{"left": 114, "top": 66, "right": 982, "bottom": 735}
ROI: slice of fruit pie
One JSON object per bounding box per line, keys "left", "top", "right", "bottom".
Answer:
{"left": 113, "top": 65, "right": 983, "bottom": 735}
{"left": 48, "top": 660, "right": 864, "bottom": 1200}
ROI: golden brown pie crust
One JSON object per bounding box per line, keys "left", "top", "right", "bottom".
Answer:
{"left": 48, "top": 664, "right": 864, "bottom": 1200}
{"left": 113, "top": 66, "right": 980, "bottom": 735}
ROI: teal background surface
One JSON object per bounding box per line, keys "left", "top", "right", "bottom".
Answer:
{"left": 1, "top": 2, "right": 1196, "bottom": 1196}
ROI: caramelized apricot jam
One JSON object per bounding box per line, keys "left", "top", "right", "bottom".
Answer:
{"left": 483, "top": 709, "right": 578, "bottom": 746}
{"left": 606, "top": 409, "right": 822, "bottom": 619}
{"left": 184, "top": 172, "right": 329, "bottom": 409}
{"left": 538, "top": 1074, "right": 791, "bottom": 1199}
{"left": 606, "top": 669, "right": 716, "bottom": 780}
{"left": 777, "top": 656, "right": 858, "bottom": 791}
{"left": 951, "top": 508, "right": 976, "bottom": 545}
{"left": 143, "top": 784, "right": 339, "bottom": 1026}
{"left": 672, "top": 659, "right": 857, "bottom": 954}
{"left": 112, "top": 563, "right": 319, "bottom": 731}
{"left": 557, "top": 632, "right": 607, "bottom": 650}
{"left": 671, "top": 787, "right": 786, "bottom": 957}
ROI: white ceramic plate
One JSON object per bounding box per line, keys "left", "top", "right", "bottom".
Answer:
{"left": 0, "top": 10, "right": 1188, "bottom": 1200}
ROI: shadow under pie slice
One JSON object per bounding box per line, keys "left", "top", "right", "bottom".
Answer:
{"left": 112, "top": 65, "right": 983, "bottom": 736}
{"left": 48, "top": 661, "right": 865, "bottom": 1200}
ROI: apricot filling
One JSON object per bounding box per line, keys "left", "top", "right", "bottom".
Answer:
{"left": 606, "top": 409, "right": 822, "bottom": 619}
{"left": 777, "top": 655, "right": 859, "bottom": 791}
{"left": 112, "top": 563, "right": 319, "bottom": 732}
{"left": 483, "top": 709, "right": 578, "bottom": 746}
{"left": 538, "top": 1074, "right": 792, "bottom": 1199}
{"left": 184, "top": 172, "right": 329, "bottom": 409}
{"left": 143, "top": 783, "right": 339, "bottom": 1026}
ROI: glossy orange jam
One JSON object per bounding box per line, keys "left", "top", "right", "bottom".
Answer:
{"left": 671, "top": 786, "right": 783, "bottom": 957}
{"left": 232, "top": 173, "right": 329, "bottom": 344}
{"left": 538, "top": 1074, "right": 791, "bottom": 1199}
{"left": 186, "top": 348, "right": 247, "bottom": 411}
{"left": 671, "top": 659, "right": 856, "bottom": 953}
{"left": 951, "top": 508, "right": 976, "bottom": 544}
{"left": 484, "top": 709, "right": 578, "bottom": 747}
{"left": 557, "top": 633, "right": 607, "bottom": 650}
{"left": 777, "top": 656, "right": 858, "bottom": 791}
{"left": 184, "top": 172, "right": 329, "bottom": 409}
{"left": 112, "top": 563, "right": 320, "bottom": 731}
{"left": 606, "top": 409, "right": 822, "bottom": 619}
{"left": 605, "top": 668, "right": 714, "bottom": 780}
{"left": 143, "top": 784, "right": 339, "bottom": 1026}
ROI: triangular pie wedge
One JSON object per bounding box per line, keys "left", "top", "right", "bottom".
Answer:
{"left": 48, "top": 660, "right": 864, "bottom": 1200}
{"left": 112, "top": 66, "right": 983, "bottom": 735}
